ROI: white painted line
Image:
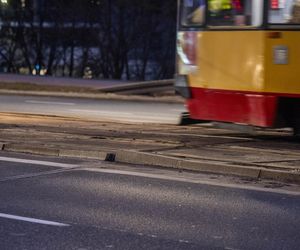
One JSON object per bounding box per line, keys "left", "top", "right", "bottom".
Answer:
{"left": 171, "top": 109, "right": 186, "bottom": 112}
{"left": 0, "top": 213, "right": 69, "bottom": 227}
{"left": 70, "top": 109, "right": 133, "bottom": 116}
{"left": 70, "top": 109, "right": 179, "bottom": 123}
{"left": 69, "top": 109, "right": 178, "bottom": 121}
{"left": 84, "top": 168, "right": 300, "bottom": 196}
{"left": 0, "top": 157, "right": 77, "bottom": 168}
{"left": 25, "top": 100, "right": 76, "bottom": 106}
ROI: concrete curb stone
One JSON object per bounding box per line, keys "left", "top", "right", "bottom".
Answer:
{"left": 59, "top": 149, "right": 109, "bottom": 160}
{"left": 115, "top": 150, "right": 300, "bottom": 183}
{"left": 4, "top": 144, "right": 59, "bottom": 156}
{"left": 260, "top": 169, "right": 300, "bottom": 183}
{"left": 115, "top": 150, "right": 181, "bottom": 169}
{"left": 1, "top": 143, "right": 300, "bottom": 184}
{"left": 0, "top": 89, "right": 184, "bottom": 104}
{"left": 115, "top": 150, "right": 261, "bottom": 178}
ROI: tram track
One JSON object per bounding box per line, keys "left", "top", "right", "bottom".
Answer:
{"left": 0, "top": 112, "right": 299, "bottom": 183}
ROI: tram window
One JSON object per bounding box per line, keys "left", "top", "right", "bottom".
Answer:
{"left": 181, "top": 0, "right": 206, "bottom": 26}
{"left": 269, "top": 0, "right": 300, "bottom": 24}
{"left": 207, "top": 0, "right": 263, "bottom": 27}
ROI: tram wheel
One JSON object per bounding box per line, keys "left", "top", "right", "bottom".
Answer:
{"left": 292, "top": 122, "right": 300, "bottom": 137}
{"left": 291, "top": 110, "right": 300, "bottom": 137}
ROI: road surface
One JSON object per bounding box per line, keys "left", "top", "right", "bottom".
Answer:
{"left": 0, "top": 94, "right": 185, "bottom": 124}
{"left": 0, "top": 152, "right": 299, "bottom": 250}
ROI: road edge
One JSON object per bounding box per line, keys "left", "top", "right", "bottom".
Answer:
{"left": 1, "top": 143, "right": 299, "bottom": 184}
{"left": 0, "top": 89, "right": 184, "bottom": 104}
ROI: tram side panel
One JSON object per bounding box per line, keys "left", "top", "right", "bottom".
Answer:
{"left": 185, "top": 30, "right": 278, "bottom": 127}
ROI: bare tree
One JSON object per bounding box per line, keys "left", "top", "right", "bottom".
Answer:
{"left": 0, "top": 0, "right": 177, "bottom": 80}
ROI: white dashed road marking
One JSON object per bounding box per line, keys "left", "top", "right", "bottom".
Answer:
{"left": 0, "top": 157, "right": 77, "bottom": 168}
{"left": 0, "top": 213, "right": 70, "bottom": 227}
{"left": 25, "top": 100, "right": 76, "bottom": 106}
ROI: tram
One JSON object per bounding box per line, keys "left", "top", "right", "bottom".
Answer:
{"left": 175, "top": 0, "right": 300, "bottom": 134}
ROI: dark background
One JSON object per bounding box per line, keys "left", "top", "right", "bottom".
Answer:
{"left": 0, "top": 0, "right": 177, "bottom": 80}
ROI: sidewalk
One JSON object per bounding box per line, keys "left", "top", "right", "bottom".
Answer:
{"left": 0, "top": 73, "right": 130, "bottom": 89}
{"left": 0, "top": 113, "right": 299, "bottom": 184}
{"left": 0, "top": 74, "right": 180, "bottom": 103}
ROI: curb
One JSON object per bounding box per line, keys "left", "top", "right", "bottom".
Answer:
{"left": 59, "top": 149, "right": 109, "bottom": 160}
{"left": 115, "top": 150, "right": 300, "bottom": 183}
{"left": 259, "top": 169, "right": 300, "bottom": 184}
{"left": 0, "top": 89, "right": 184, "bottom": 104}
{"left": 1, "top": 143, "right": 300, "bottom": 184}
{"left": 3, "top": 144, "right": 110, "bottom": 160}
{"left": 4, "top": 144, "right": 59, "bottom": 156}
{"left": 115, "top": 150, "right": 261, "bottom": 178}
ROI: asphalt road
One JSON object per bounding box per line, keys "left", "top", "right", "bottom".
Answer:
{"left": 0, "top": 94, "right": 185, "bottom": 124}
{"left": 0, "top": 152, "right": 299, "bottom": 250}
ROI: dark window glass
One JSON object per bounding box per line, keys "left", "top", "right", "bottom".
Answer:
{"left": 181, "top": 0, "right": 206, "bottom": 26}
{"left": 269, "top": 0, "right": 300, "bottom": 24}
{"left": 207, "top": 0, "right": 263, "bottom": 27}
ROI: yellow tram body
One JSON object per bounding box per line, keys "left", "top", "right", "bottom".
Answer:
{"left": 176, "top": 0, "right": 300, "bottom": 132}
{"left": 189, "top": 31, "right": 300, "bottom": 94}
